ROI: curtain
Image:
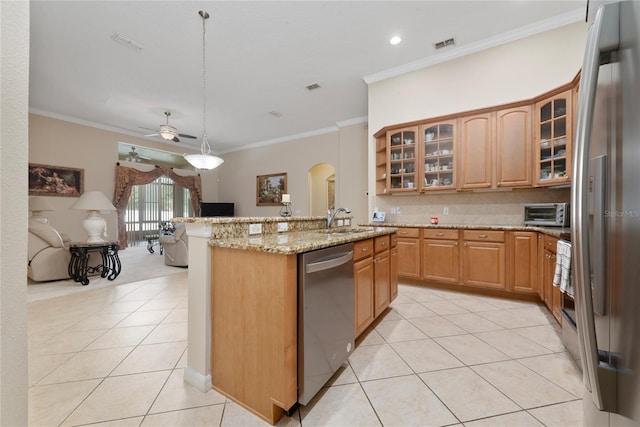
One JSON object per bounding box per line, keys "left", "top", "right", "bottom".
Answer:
{"left": 113, "top": 164, "right": 202, "bottom": 248}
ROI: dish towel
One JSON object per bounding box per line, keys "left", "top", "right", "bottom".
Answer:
{"left": 553, "top": 240, "right": 573, "bottom": 298}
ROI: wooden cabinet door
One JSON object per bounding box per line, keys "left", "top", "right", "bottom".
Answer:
{"left": 460, "top": 113, "right": 494, "bottom": 189}
{"left": 396, "top": 236, "right": 420, "bottom": 278}
{"left": 508, "top": 231, "right": 538, "bottom": 294}
{"left": 374, "top": 250, "right": 390, "bottom": 317}
{"left": 542, "top": 248, "right": 555, "bottom": 311}
{"left": 387, "top": 127, "right": 419, "bottom": 193}
{"left": 422, "top": 239, "right": 459, "bottom": 283}
{"left": 537, "top": 234, "right": 545, "bottom": 300}
{"left": 462, "top": 241, "right": 506, "bottom": 290}
{"left": 354, "top": 256, "right": 374, "bottom": 337}
{"left": 535, "top": 90, "right": 573, "bottom": 186}
{"left": 390, "top": 247, "right": 398, "bottom": 301}
{"left": 496, "top": 106, "right": 532, "bottom": 188}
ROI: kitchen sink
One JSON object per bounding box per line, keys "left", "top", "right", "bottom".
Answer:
{"left": 314, "top": 228, "right": 372, "bottom": 235}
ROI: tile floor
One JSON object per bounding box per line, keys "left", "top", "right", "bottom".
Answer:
{"left": 28, "top": 273, "right": 584, "bottom": 426}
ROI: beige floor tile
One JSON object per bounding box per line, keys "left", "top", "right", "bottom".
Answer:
{"left": 389, "top": 294, "right": 414, "bottom": 305}
{"left": 66, "top": 312, "right": 131, "bottom": 332}
{"left": 139, "top": 298, "right": 182, "bottom": 311}
{"left": 401, "top": 289, "right": 445, "bottom": 303}
{"left": 38, "top": 347, "right": 133, "bottom": 385}
{"left": 85, "top": 325, "right": 155, "bottom": 350}
{"left": 449, "top": 298, "right": 504, "bottom": 313}
{"left": 463, "top": 410, "right": 544, "bottom": 427}
{"left": 422, "top": 300, "right": 471, "bottom": 316}
{"left": 176, "top": 349, "right": 188, "bottom": 369}
{"left": 362, "top": 375, "right": 457, "bottom": 426}
{"left": 518, "top": 352, "right": 584, "bottom": 398}
{"left": 299, "top": 383, "right": 380, "bottom": 427}
{"left": 88, "top": 416, "right": 144, "bottom": 426}
{"left": 435, "top": 334, "right": 510, "bottom": 365}
{"left": 391, "top": 339, "right": 464, "bottom": 373}
{"left": 409, "top": 316, "right": 467, "bottom": 338}
{"left": 162, "top": 308, "right": 188, "bottom": 323}
{"left": 348, "top": 343, "right": 413, "bottom": 381}
{"left": 28, "top": 353, "right": 74, "bottom": 386}
{"left": 420, "top": 367, "right": 520, "bottom": 421}
{"left": 512, "top": 324, "right": 566, "bottom": 352}
{"left": 29, "top": 379, "right": 100, "bottom": 426}
{"left": 387, "top": 302, "right": 438, "bottom": 319}
{"left": 220, "top": 401, "right": 299, "bottom": 426}
{"left": 142, "top": 322, "right": 188, "bottom": 344}
{"left": 116, "top": 310, "right": 172, "bottom": 327}
{"left": 443, "top": 313, "right": 504, "bottom": 333}
{"left": 472, "top": 360, "right": 576, "bottom": 409}
{"left": 32, "top": 329, "right": 106, "bottom": 355}
{"left": 374, "top": 319, "right": 428, "bottom": 342}
{"left": 481, "top": 297, "right": 536, "bottom": 309}
{"left": 149, "top": 368, "right": 225, "bottom": 413}
{"left": 99, "top": 300, "right": 148, "bottom": 314}
{"left": 477, "top": 309, "right": 543, "bottom": 329}
{"left": 475, "top": 330, "right": 553, "bottom": 359}
{"left": 528, "top": 399, "right": 584, "bottom": 427}
{"left": 142, "top": 404, "right": 224, "bottom": 426}
{"left": 111, "top": 342, "right": 186, "bottom": 376}
{"left": 325, "top": 362, "right": 359, "bottom": 387}
{"left": 356, "top": 328, "right": 386, "bottom": 346}
{"left": 506, "top": 306, "right": 556, "bottom": 325}
{"left": 62, "top": 371, "right": 171, "bottom": 426}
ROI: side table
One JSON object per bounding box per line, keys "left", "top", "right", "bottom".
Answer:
{"left": 68, "top": 241, "right": 121, "bottom": 286}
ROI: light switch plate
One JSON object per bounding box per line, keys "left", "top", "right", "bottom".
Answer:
{"left": 249, "top": 223, "right": 262, "bottom": 235}
{"left": 277, "top": 222, "right": 288, "bottom": 232}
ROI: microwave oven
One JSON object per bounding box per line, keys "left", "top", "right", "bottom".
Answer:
{"left": 523, "top": 203, "right": 570, "bottom": 227}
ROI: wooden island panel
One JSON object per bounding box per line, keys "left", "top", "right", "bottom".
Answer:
{"left": 211, "top": 246, "right": 297, "bottom": 425}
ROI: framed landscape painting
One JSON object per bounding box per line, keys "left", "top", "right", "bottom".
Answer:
{"left": 28, "top": 163, "right": 84, "bottom": 197}
{"left": 256, "top": 172, "right": 287, "bottom": 206}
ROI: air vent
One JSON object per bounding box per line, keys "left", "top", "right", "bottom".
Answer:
{"left": 305, "top": 83, "right": 321, "bottom": 91}
{"left": 434, "top": 37, "right": 455, "bottom": 50}
{"left": 268, "top": 110, "right": 283, "bottom": 118}
{"left": 111, "top": 32, "right": 144, "bottom": 51}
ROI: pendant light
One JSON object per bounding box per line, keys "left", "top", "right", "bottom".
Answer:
{"left": 184, "top": 10, "right": 224, "bottom": 170}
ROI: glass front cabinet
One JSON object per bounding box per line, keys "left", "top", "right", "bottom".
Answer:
{"left": 387, "top": 127, "right": 418, "bottom": 192}
{"left": 535, "top": 90, "right": 572, "bottom": 186}
{"left": 420, "top": 122, "right": 456, "bottom": 191}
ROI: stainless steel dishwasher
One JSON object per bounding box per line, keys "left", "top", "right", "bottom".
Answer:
{"left": 298, "top": 243, "right": 354, "bottom": 405}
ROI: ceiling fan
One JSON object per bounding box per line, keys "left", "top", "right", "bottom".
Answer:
{"left": 125, "top": 146, "right": 151, "bottom": 163}
{"left": 141, "top": 111, "right": 197, "bottom": 143}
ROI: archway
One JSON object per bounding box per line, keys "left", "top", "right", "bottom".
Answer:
{"left": 308, "top": 163, "right": 336, "bottom": 217}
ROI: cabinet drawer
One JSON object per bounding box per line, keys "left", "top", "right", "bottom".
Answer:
{"left": 395, "top": 228, "right": 420, "bottom": 238}
{"left": 390, "top": 233, "right": 398, "bottom": 248}
{"left": 423, "top": 228, "right": 459, "bottom": 240}
{"left": 374, "top": 235, "right": 390, "bottom": 253}
{"left": 543, "top": 235, "right": 559, "bottom": 253}
{"left": 463, "top": 230, "right": 505, "bottom": 243}
{"left": 354, "top": 239, "right": 373, "bottom": 261}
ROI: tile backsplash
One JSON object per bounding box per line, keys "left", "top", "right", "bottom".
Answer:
{"left": 374, "top": 187, "right": 570, "bottom": 225}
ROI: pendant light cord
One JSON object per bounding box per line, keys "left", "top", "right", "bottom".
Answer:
{"left": 200, "top": 10, "right": 211, "bottom": 155}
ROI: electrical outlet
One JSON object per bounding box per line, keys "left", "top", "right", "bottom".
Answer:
{"left": 249, "top": 223, "right": 262, "bottom": 235}
{"left": 337, "top": 219, "right": 344, "bottom": 227}
{"left": 443, "top": 207, "right": 449, "bottom": 215}
{"left": 277, "top": 222, "right": 288, "bottom": 232}
{"left": 345, "top": 219, "right": 351, "bottom": 226}
{"left": 396, "top": 206, "right": 402, "bottom": 214}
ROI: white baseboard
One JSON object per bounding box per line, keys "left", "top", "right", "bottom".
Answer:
{"left": 183, "top": 367, "right": 212, "bottom": 393}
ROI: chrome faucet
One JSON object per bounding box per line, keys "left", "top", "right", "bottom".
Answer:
{"left": 327, "top": 207, "right": 351, "bottom": 229}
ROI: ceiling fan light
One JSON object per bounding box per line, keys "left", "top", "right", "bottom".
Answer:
{"left": 183, "top": 153, "right": 224, "bottom": 170}
{"left": 160, "top": 130, "right": 175, "bottom": 140}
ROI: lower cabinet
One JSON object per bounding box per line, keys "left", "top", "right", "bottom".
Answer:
{"left": 508, "top": 231, "right": 538, "bottom": 295}
{"left": 541, "top": 235, "right": 562, "bottom": 323}
{"left": 396, "top": 228, "right": 421, "bottom": 278}
{"left": 422, "top": 229, "right": 459, "bottom": 283}
{"left": 461, "top": 230, "right": 506, "bottom": 290}
{"left": 374, "top": 247, "right": 390, "bottom": 317}
{"left": 390, "top": 233, "right": 399, "bottom": 301}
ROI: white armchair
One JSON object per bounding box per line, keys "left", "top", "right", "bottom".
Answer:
{"left": 159, "top": 224, "right": 188, "bottom": 267}
{"left": 28, "top": 220, "right": 71, "bottom": 281}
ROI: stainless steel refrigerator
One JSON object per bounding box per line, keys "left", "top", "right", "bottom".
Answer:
{"left": 572, "top": 1, "right": 640, "bottom": 426}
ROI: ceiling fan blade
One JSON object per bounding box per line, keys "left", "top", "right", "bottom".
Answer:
{"left": 172, "top": 136, "right": 180, "bottom": 143}
{"left": 178, "top": 133, "right": 197, "bottom": 139}
{"left": 139, "top": 126, "right": 158, "bottom": 131}
{"left": 144, "top": 133, "right": 159, "bottom": 137}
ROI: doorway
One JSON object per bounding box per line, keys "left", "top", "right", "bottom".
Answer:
{"left": 309, "top": 163, "right": 336, "bottom": 217}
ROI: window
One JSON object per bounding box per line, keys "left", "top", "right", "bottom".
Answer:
{"left": 125, "top": 176, "right": 192, "bottom": 246}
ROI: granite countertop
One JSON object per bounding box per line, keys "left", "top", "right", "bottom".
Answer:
{"left": 209, "top": 226, "right": 397, "bottom": 255}
{"left": 369, "top": 223, "right": 571, "bottom": 239}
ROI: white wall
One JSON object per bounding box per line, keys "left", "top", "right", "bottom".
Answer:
{"left": 0, "top": 1, "right": 29, "bottom": 424}
{"left": 367, "top": 22, "right": 588, "bottom": 222}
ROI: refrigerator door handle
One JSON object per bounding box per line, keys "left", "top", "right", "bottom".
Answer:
{"left": 592, "top": 156, "right": 607, "bottom": 316}
{"left": 572, "top": 2, "right": 619, "bottom": 413}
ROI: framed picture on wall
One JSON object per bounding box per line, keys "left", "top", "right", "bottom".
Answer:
{"left": 256, "top": 172, "right": 287, "bottom": 206}
{"left": 28, "top": 163, "right": 84, "bottom": 197}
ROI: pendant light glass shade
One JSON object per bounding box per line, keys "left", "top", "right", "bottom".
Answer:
{"left": 184, "top": 10, "right": 224, "bottom": 171}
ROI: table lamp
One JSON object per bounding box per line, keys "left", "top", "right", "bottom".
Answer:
{"left": 29, "top": 197, "right": 55, "bottom": 223}
{"left": 70, "top": 191, "right": 117, "bottom": 243}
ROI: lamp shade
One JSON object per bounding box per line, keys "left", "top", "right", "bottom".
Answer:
{"left": 183, "top": 153, "right": 224, "bottom": 170}
{"left": 29, "top": 197, "right": 55, "bottom": 212}
{"left": 70, "top": 191, "right": 116, "bottom": 211}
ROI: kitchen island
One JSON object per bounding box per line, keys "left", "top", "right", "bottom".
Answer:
{"left": 172, "top": 216, "right": 396, "bottom": 425}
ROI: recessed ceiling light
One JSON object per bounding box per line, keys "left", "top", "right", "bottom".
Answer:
{"left": 389, "top": 35, "right": 402, "bottom": 46}
{"left": 305, "top": 83, "right": 321, "bottom": 91}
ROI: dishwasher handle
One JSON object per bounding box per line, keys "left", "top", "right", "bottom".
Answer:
{"left": 306, "top": 251, "right": 354, "bottom": 274}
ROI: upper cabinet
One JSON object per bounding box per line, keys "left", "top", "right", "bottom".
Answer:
{"left": 459, "top": 113, "right": 493, "bottom": 190}
{"left": 388, "top": 127, "right": 418, "bottom": 192}
{"left": 420, "top": 122, "right": 456, "bottom": 191}
{"left": 535, "top": 90, "right": 572, "bottom": 186}
{"left": 496, "top": 105, "right": 533, "bottom": 188}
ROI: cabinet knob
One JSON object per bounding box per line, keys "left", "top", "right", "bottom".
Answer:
{"left": 478, "top": 234, "right": 488, "bottom": 238}
{"left": 436, "top": 232, "right": 444, "bottom": 237}
{"left": 362, "top": 247, "right": 368, "bottom": 252}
